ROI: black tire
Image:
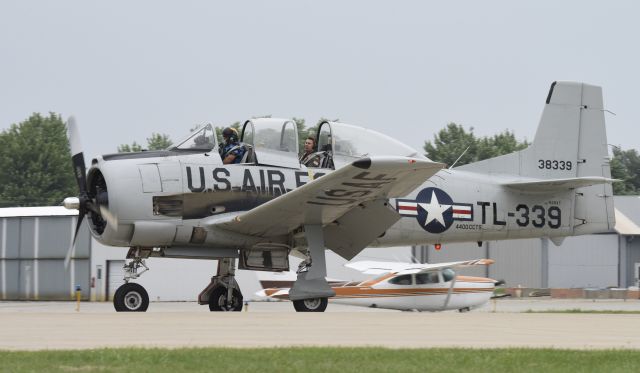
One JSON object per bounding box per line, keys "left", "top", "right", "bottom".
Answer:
{"left": 293, "top": 297, "right": 328, "bottom": 312}
{"left": 209, "top": 286, "right": 243, "bottom": 312}
{"left": 112, "top": 285, "right": 126, "bottom": 312}
{"left": 114, "top": 283, "right": 149, "bottom": 312}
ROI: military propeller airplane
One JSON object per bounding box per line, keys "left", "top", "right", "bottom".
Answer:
{"left": 63, "top": 81, "right": 615, "bottom": 312}
{"left": 258, "top": 259, "right": 498, "bottom": 312}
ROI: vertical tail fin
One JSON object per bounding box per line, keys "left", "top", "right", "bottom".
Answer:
{"left": 457, "top": 81, "right": 615, "bottom": 233}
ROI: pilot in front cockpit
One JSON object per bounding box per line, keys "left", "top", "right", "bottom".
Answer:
{"left": 220, "top": 127, "right": 246, "bottom": 164}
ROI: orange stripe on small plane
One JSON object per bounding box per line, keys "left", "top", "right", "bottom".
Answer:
{"left": 264, "top": 285, "right": 493, "bottom": 300}
{"left": 263, "top": 289, "right": 280, "bottom": 297}
{"left": 332, "top": 289, "right": 494, "bottom": 299}
{"left": 456, "top": 275, "right": 496, "bottom": 283}
{"left": 332, "top": 287, "right": 493, "bottom": 297}
{"left": 358, "top": 273, "right": 396, "bottom": 287}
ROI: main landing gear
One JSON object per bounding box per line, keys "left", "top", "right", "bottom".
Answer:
{"left": 289, "top": 224, "right": 334, "bottom": 312}
{"left": 293, "top": 297, "right": 328, "bottom": 312}
{"left": 113, "top": 250, "right": 150, "bottom": 312}
{"left": 198, "top": 257, "right": 244, "bottom": 312}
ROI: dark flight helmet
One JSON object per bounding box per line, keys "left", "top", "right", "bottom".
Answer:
{"left": 222, "top": 127, "right": 239, "bottom": 142}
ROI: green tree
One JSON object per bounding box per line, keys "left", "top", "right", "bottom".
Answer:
{"left": 117, "top": 133, "right": 172, "bottom": 152}
{"left": 293, "top": 117, "right": 310, "bottom": 151}
{"left": 476, "top": 130, "right": 529, "bottom": 160}
{"left": 423, "top": 123, "right": 478, "bottom": 166}
{"left": 423, "top": 123, "right": 529, "bottom": 167}
{"left": 0, "top": 113, "right": 76, "bottom": 207}
{"left": 117, "top": 142, "right": 143, "bottom": 153}
{"left": 214, "top": 122, "right": 241, "bottom": 145}
{"left": 147, "top": 133, "right": 172, "bottom": 150}
{"left": 610, "top": 147, "right": 640, "bottom": 195}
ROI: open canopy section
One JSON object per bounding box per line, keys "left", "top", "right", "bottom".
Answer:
{"left": 242, "top": 118, "right": 300, "bottom": 168}
{"left": 316, "top": 121, "right": 427, "bottom": 168}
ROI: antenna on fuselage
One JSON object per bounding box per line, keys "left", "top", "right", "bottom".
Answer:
{"left": 449, "top": 145, "right": 471, "bottom": 169}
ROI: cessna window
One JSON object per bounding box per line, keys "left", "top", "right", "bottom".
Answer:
{"left": 415, "top": 272, "right": 440, "bottom": 284}
{"left": 441, "top": 268, "right": 455, "bottom": 282}
{"left": 388, "top": 274, "right": 413, "bottom": 285}
{"left": 173, "top": 124, "right": 216, "bottom": 152}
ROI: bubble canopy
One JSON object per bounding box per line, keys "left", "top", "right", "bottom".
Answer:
{"left": 316, "top": 121, "right": 427, "bottom": 163}
{"left": 172, "top": 123, "right": 217, "bottom": 152}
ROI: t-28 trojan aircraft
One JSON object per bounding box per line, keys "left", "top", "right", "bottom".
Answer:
{"left": 63, "top": 81, "right": 615, "bottom": 312}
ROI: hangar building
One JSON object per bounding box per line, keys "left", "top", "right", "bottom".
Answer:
{"left": 0, "top": 207, "right": 91, "bottom": 300}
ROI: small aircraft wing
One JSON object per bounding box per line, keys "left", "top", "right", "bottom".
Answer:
{"left": 502, "top": 176, "right": 615, "bottom": 193}
{"left": 344, "top": 260, "right": 425, "bottom": 275}
{"left": 209, "top": 156, "right": 444, "bottom": 237}
{"left": 345, "top": 259, "right": 494, "bottom": 275}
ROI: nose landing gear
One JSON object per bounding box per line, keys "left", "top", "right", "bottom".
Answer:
{"left": 113, "top": 282, "right": 149, "bottom": 312}
{"left": 113, "top": 248, "right": 151, "bottom": 312}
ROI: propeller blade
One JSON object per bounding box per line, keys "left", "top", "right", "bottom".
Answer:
{"left": 67, "top": 117, "right": 87, "bottom": 193}
{"left": 99, "top": 204, "right": 118, "bottom": 229}
{"left": 65, "top": 210, "right": 85, "bottom": 269}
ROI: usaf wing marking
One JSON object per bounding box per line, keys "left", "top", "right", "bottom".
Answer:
{"left": 212, "top": 157, "right": 445, "bottom": 237}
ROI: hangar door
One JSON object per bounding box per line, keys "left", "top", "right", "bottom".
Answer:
{"left": 107, "top": 260, "right": 125, "bottom": 300}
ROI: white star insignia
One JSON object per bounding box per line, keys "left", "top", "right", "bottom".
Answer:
{"left": 418, "top": 191, "right": 452, "bottom": 227}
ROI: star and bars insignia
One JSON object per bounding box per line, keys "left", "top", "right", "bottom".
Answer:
{"left": 396, "top": 187, "right": 473, "bottom": 234}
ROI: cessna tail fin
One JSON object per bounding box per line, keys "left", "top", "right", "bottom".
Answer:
{"left": 457, "top": 81, "right": 615, "bottom": 234}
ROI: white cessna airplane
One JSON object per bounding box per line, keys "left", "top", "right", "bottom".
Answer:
{"left": 63, "top": 81, "right": 614, "bottom": 312}
{"left": 258, "top": 259, "right": 498, "bottom": 312}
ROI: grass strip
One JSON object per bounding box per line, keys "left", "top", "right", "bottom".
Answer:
{"left": 1, "top": 347, "right": 640, "bottom": 373}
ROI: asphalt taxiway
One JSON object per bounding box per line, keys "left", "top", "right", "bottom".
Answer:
{"left": 1, "top": 299, "right": 639, "bottom": 350}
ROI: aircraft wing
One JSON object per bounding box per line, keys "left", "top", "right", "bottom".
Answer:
{"left": 502, "top": 177, "right": 615, "bottom": 193}
{"left": 345, "top": 259, "right": 494, "bottom": 275}
{"left": 209, "top": 156, "right": 445, "bottom": 237}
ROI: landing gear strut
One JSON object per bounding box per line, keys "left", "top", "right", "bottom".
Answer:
{"left": 198, "top": 258, "right": 243, "bottom": 312}
{"left": 113, "top": 248, "right": 150, "bottom": 312}
{"left": 289, "top": 225, "right": 334, "bottom": 312}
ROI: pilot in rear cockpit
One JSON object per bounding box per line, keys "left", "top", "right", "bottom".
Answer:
{"left": 299, "top": 136, "right": 319, "bottom": 167}
{"left": 220, "top": 127, "right": 246, "bottom": 164}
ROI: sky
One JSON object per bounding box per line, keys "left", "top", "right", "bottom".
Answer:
{"left": 1, "top": 1, "right": 639, "bottom": 158}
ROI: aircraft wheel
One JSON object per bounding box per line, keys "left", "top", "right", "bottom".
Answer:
{"left": 209, "top": 286, "right": 243, "bottom": 312}
{"left": 112, "top": 286, "right": 125, "bottom": 312}
{"left": 293, "top": 297, "right": 328, "bottom": 312}
{"left": 113, "top": 283, "right": 149, "bottom": 312}
{"left": 458, "top": 307, "right": 471, "bottom": 313}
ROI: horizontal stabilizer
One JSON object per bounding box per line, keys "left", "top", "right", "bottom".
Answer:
{"left": 502, "top": 177, "right": 615, "bottom": 193}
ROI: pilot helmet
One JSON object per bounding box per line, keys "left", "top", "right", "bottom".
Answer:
{"left": 222, "top": 127, "right": 239, "bottom": 143}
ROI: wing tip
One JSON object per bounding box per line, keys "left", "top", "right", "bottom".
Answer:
{"left": 352, "top": 158, "right": 372, "bottom": 169}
